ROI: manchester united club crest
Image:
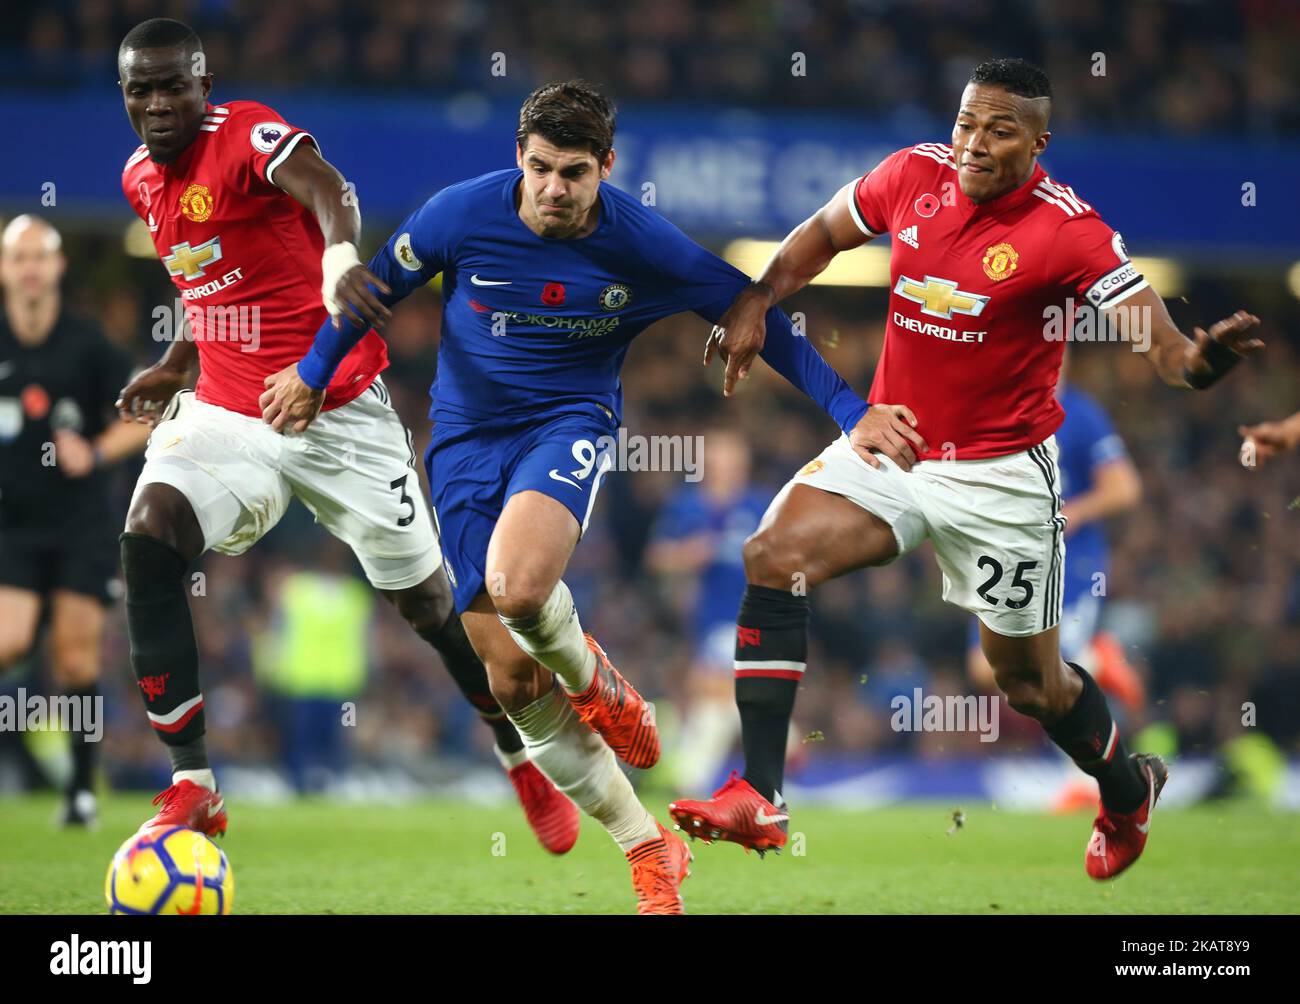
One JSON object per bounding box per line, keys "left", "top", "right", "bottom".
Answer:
{"left": 982, "top": 241, "right": 1019, "bottom": 281}
{"left": 179, "top": 183, "right": 214, "bottom": 223}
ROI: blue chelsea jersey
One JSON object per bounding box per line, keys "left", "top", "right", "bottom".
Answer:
{"left": 1056, "top": 384, "right": 1129, "bottom": 594}
{"left": 652, "top": 484, "right": 770, "bottom": 638}
{"left": 299, "top": 169, "right": 867, "bottom": 433}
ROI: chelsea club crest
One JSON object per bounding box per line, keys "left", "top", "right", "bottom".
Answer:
{"left": 598, "top": 283, "right": 632, "bottom": 312}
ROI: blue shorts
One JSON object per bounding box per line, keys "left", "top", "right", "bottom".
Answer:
{"left": 425, "top": 404, "right": 617, "bottom": 613}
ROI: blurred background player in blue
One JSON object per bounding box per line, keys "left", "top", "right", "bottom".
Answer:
{"left": 647, "top": 423, "right": 769, "bottom": 794}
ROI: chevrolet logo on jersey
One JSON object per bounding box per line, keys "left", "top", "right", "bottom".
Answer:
{"left": 162, "top": 237, "right": 223, "bottom": 281}
{"left": 893, "top": 275, "right": 989, "bottom": 320}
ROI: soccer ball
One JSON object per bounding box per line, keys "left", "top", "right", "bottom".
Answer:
{"left": 105, "top": 825, "right": 234, "bottom": 915}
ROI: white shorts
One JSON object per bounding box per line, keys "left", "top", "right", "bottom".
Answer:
{"left": 130, "top": 379, "right": 442, "bottom": 590}
{"left": 792, "top": 434, "right": 1067, "bottom": 638}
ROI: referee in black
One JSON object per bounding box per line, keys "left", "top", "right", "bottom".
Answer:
{"left": 0, "top": 214, "right": 150, "bottom": 826}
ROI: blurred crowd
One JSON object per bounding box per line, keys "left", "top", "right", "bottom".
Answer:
{"left": 3, "top": 0, "right": 1298, "bottom": 135}
{"left": 2, "top": 0, "right": 1298, "bottom": 794}
{"left": 8, "top": 229, "right": 1295, "bottom": 793}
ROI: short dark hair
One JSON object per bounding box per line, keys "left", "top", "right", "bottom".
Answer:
{"left": 516, "top": 81, "right": 616, "bottom": 161}
{"left": 119, "top": 17, "right": 203, "bottom": 61}
{"left": 968, "top": 58, "right": 1052, "bottom": 101}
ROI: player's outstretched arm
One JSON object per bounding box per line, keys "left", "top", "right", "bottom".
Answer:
{"left": 645, "top": 194, "right": 877, "bottom": 449}
{"left": 1239, "top": 410, "right": 1300, "bottom": 470}
{"left": 705, "top": 180, "right": 872, "bottom": 396}
{"left": 1111, "top": 286, "right": 1262, "bottom": 389}
{"left": 273, "top": 143, "right": 392, "bottom": 331}
{"left": 262, "top": 190, "right": 455, "bottom": 433}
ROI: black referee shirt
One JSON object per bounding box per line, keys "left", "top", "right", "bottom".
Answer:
{"left": 0, "top": 309, "right": 132, "bottom": 540}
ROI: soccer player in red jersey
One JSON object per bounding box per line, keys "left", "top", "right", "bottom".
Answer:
{"left": 113, "top": 18, "right": 576, "bottom": 853}
{"left": 671, "top": 58, "right": 1263, "bottom": 880}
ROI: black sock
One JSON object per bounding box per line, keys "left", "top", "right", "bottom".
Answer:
{"left": 167, "top": 735, "right": 209, "bottom": 774}
{"left": 120, "top": 533, "right": 206, "bottom": 748}
{"left": 66, "top": 683, "right": 99, "bottom": 793}
{"left": 734, "top": 584, "right": 809, "bottom": 803}
{"left": 415, "top": 607, "right": 524, "bottom": 755}
{"left": 1045, "top": 663, "right": 1146, "bottom": 813}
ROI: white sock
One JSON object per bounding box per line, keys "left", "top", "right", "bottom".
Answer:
{"left": 493, "top": 744, "right": 529, "bottom": 771}
{"left": 173, "top": 768, "right": 216, "bottom": 792}
{"left": 675, "top": 697, "right": 741, "bottom": 793}
{"left": 499, "top": 581, "right": 596, "bottom": 695}
{"left": 510, "top": 684, "right": 658, "bottom": 850}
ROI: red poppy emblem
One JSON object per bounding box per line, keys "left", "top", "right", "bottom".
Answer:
{"left": 914, "top": 193, "right": 939, "bottom": 218}
{"left": 22, "top": 384, "right": 49, "bottom": 420}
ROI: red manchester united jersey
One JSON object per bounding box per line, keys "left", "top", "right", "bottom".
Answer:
{"left": 848, "top": 143, "right": 1147, "bottom": 460}
{"left": 122, "top": 100, "right": 387, "bottom": 417}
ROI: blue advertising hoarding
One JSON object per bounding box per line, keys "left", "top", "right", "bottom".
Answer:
{"left": 2, "top": 91, "right": 1297, "bottom": 259}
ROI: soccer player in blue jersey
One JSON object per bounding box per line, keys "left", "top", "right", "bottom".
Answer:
{"left": 967, "top": 358, "right": 1144, "bottom": 713}
{"left": 646, "top": 424, "right": 770, "bottom": 794}
{"left": 259, "top": 81, "right": 873, "bottom": 913}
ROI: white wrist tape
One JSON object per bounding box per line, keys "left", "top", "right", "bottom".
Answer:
{"left": 321, "top": 241, "right": 361, "bottom": 316}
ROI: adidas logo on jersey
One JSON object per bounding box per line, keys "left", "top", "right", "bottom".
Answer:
{"left": 896, "top": 225, "right": 920, "bottom": 249}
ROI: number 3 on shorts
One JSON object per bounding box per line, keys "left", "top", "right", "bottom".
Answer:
{"left": 390, "top": 474, "right": 416, "bottom": 527}
{"left": 975, "top": 555, "right": 1038, "bottom": 610}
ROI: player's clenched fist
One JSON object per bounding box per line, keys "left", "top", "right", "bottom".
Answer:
{"left": 848, "top": 404, "right": 929, "bottom": 472}
{"left": 116, "top": 360, "right": 189, "bottom": 426}
{"left": 52, "top": 429, "right": 96, "bottom": 478}
{"left": 321, "top": 242, "right": 392, "bottom": 331}
{"left": 260, "top": 363, "right": 325, "bottom": 434}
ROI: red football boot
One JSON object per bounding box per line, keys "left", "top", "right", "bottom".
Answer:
{"left": 669, "top": 771, "right": 789, "bottom": 855}
{"left": 627, "top": 821, "right": 692, "bottom": 915}
{"left": 507, "top": 760, "right": 580, "bottom": 855}
{"left": 141, "top": 779, "right": 227, "bottom": 839}
{"left": 566, "top": 635, "right": 660, "bottom": 769}
{"left": 1085, "top": 753, "right": 1168, "bottom": 880}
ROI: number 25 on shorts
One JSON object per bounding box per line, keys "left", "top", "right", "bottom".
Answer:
{"left": 976, "top": 555, "right": 1038, "bottom": 609}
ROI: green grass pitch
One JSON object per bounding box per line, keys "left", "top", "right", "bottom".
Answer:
{"left": 1, "top": 793, "right": 1296, "bottom": 914}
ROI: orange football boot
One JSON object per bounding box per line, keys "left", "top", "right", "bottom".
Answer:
{"left": 566, "top": 635, "right": 660, "bottom": 769}
{"left": 1090, "top": 633, "right": 1145, "bottom": 714}
{"left": 627, "top": 821, "right": 692, "bottom": 914}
